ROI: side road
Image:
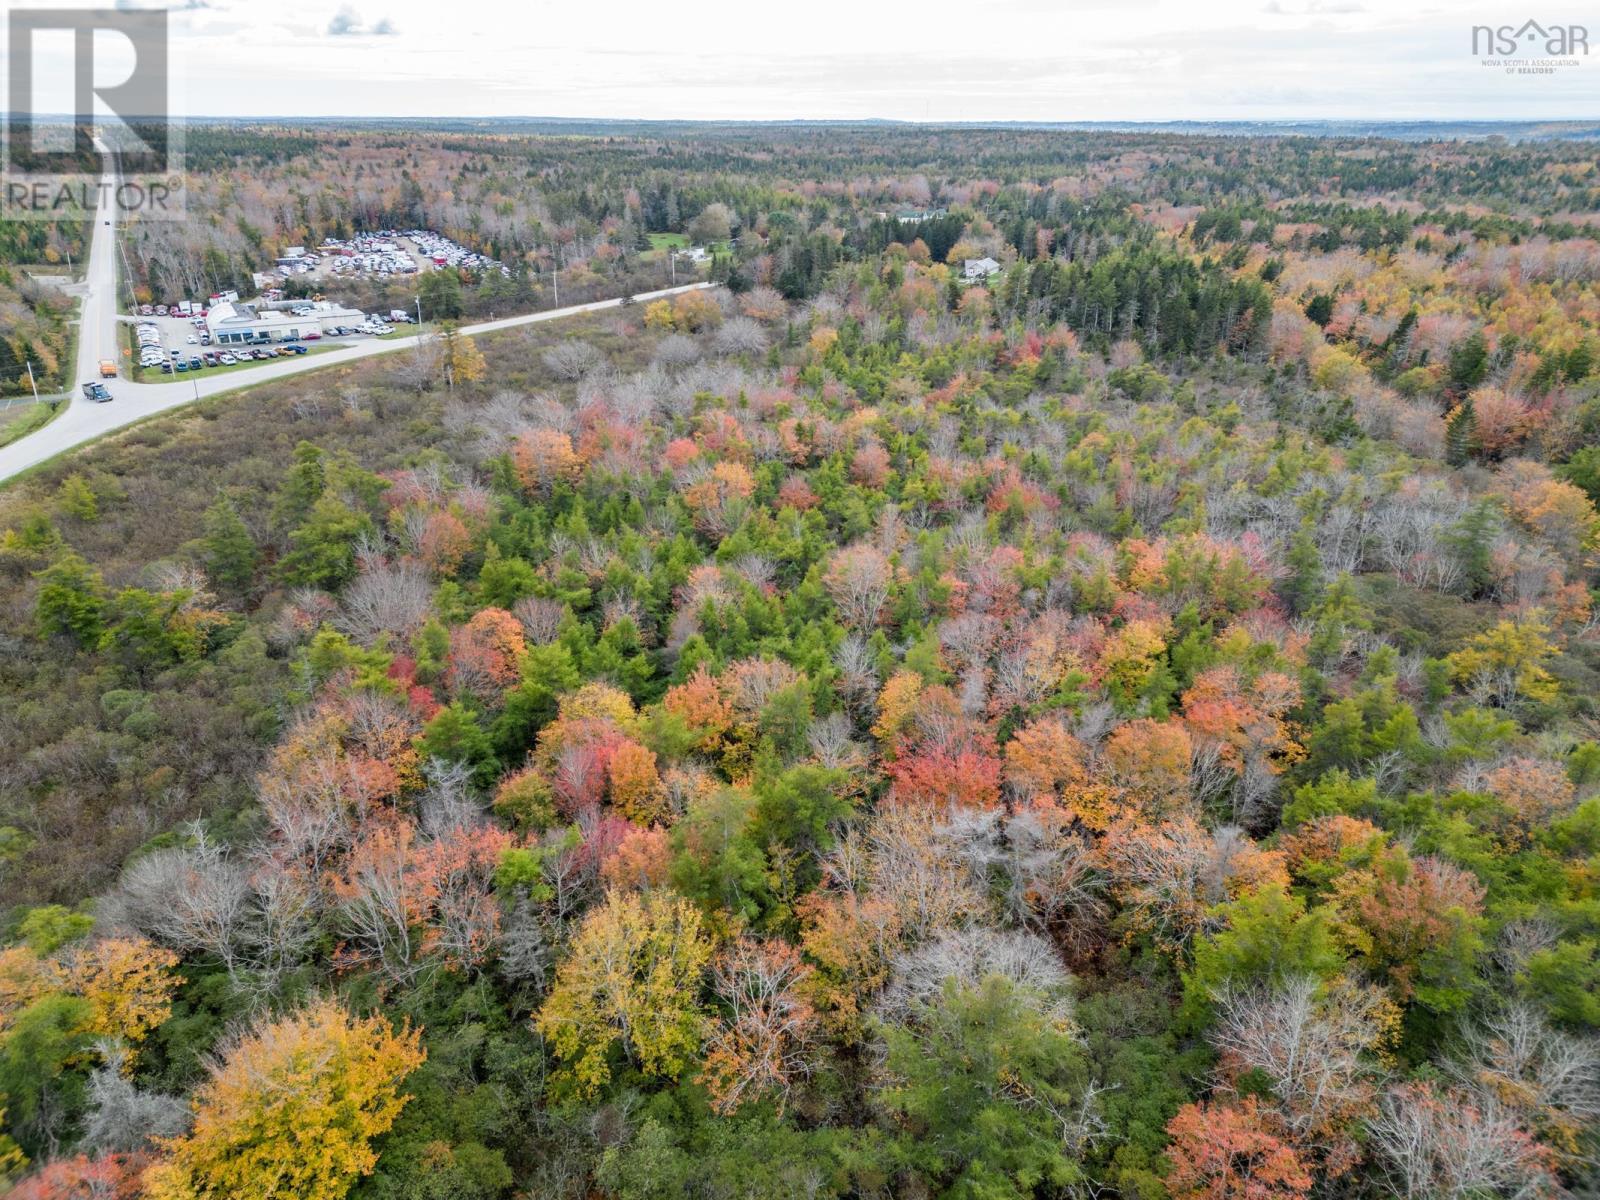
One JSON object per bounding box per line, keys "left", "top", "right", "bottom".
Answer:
{"left": 0, "top": 283, "right": 713, "bottom": 486}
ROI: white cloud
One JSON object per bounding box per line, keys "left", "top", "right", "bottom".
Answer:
{"left": 144, "top": 0, "right": 1598, "bottom": 119}
{"left": 325, "top": 5, "right": 397, "bottom": 36}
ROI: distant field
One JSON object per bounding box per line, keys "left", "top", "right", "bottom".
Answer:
{"left": 647, "top": 232, "right": 689, "bottom": 249}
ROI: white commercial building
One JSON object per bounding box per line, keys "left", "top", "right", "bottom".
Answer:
{"left": 205, "top": 299, "right": 366, "bottom": 345}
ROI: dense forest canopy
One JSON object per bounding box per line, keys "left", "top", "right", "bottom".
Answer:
{"left": 1, "top": 122, "right": 1599, "bottom": 1200}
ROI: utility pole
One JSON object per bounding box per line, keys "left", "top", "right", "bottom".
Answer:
{"left": 669, "top": 250, "right": 676, "bottom": 286}
{"left": 415, "top": 296, "right": 422, "bottom": 327}
{"left": 25, "top": 361, "right": 39, "bottom": 404}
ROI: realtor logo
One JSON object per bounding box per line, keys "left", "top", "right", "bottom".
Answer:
{"left": 1472, "top": 17, "right": 1587, "bottom": 60}
{"left": 3, "top": 8, "right": 181, "bottom": 219}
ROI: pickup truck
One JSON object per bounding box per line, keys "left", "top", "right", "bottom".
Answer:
{"left": 81, "top": 382, "right": 112, "bottom": 402}
{"left": 98, "top": 359, "right": 117, "bottom": 378}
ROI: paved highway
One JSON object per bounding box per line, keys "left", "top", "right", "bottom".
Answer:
{"left": 0, "top": 168, "right": 712, "bottom": 485}
{"left": 73, "top": 154, "right": 125, "bottom": 398}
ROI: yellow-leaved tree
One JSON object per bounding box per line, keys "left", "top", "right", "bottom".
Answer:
{"left": 438, "top": 324, "right": 486, "bottom": 388}
{"left": 535, "top": 889, "right": 712, "bottom": 1098}
{"left": 143, "top": 998, "right": 423, "bottom": 1200}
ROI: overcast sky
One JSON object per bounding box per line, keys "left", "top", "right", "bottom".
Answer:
{"left": 7, "top": 0, "right": 1598, "bottom": 121}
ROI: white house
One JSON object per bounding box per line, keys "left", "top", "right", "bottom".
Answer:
{"left": 963, "top": 257, "right": 1001, "bottom": 282}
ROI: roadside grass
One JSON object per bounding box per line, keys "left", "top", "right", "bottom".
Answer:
{"left": 0, "top": 401, "right": 61, "bottom": 449}
{"left": 375, "top": 322, "right": 432, "bottom": 340}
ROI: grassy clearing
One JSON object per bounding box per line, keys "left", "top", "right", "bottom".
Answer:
{"left": 0, "top": 401, "right": 61, "bottom": 449}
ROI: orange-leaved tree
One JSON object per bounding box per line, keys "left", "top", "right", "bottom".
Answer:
{"left": 1165, "top": 1097, "right": 1313, "bottom": 1200}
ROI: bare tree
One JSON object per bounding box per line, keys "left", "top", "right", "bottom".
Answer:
{"left": 82, "top": 1046, "right": 192, "bottom": 1153}
{"left": 654, "top": 333, "right": 702, "bottom": 369}
{"left": 241, "top": 855, "right": 319, "bottom": 986}
{"left": 807, "top": 711, "right": 868, "bottom": 772}
{"left": 117, "top": 830, "right": 251, "bottom": 977}
{"left": 334, "top": 557, "right": 434, "bottom": 645}
{"left": 824, "top": 543, "right": 893, "bottom": 631}
{"left": 391, "top": 333, "right": 445, "bottom": 392}
{"left": 543, "top": 339, "right": 604, "bottom": 380}
{"left": 498, "top": 898, "right": 551, "bottom": 988}
{"left": 1210, "top": 976, "right": 1387, "bottom": 1166}
{"left": 941, "top": 808, "right": 1107, "bottom": 955}
{"left": 257, "top": 751, "right": 357, "bottom": 873}
{"left": 714, "top": 317, "right": 769, "bottom": 356}
{"left": 330, "top": 823, "right": 422, "bottom": 984}
{"left": 1445, "top": 1003, "right": 1600, "bottom": 1151}
{"left": 833, "top": 633, "right": 880, "bottom": 715}
{"left": 702, "top": 938, "right": 818, "bottom": 1115}
{"left": 879, "top": 926, "right": 1073, "bottom": 1025}
{"left": 1367, "top": 1081, "right": 1558, "bottom": 1200}
{"left": 417, "top": 758, "right": 486, "bottom": 836}
{"left": 513, "top": 594, "right": 567, "bottom": 644}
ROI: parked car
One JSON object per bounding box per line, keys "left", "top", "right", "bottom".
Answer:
{"left": 303, "top": 331, "right": 321, "bottom": 340}
{"left": 219, "top": 353, "right": 237, "bottom": 365}
{"left": 284, "top": 344, "right": 308, "bottom": 355}
{"left": 189, "top": 357, "right": 202, "bottom": 369}
{"left": 185, "top": 335, "right": 197, "bottom": 344}
{"left": 160, "top": 363, "right": 174, "bottom": 374}
{"left": 175, "top": 361, "right": 188, "bottom": 372}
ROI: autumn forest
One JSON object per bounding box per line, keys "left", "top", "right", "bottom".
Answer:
{"left": 1, "top": 123, "right": 1599, "bottom": 1200}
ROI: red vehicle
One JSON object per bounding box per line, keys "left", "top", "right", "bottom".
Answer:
{"left": 303, "top": 331, "right": 321, "bottom": 340}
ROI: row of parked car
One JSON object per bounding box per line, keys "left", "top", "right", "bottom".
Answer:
{"left": 134, "top": 322, "right": 169, "bottom": 370}
{"left": 150, "top": 344, "right": 311, "bottom": 374}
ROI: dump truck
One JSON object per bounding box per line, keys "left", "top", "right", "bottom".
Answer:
{"left": 98, "top": 360, "right": 117, "bottom": 378}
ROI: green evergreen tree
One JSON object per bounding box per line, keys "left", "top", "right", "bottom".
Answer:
{"left": 34, "top": 550, "right": 106, "bottom": 646}
{"left": 55, "top": 474, "right": 97, "bottom": 522}
{"left": 1444, "top": 395, "right": 1479, "bottom": 467}
{"left": 880, "top": 976, "right": 1091, "bottom": 1199}
{"left": 201, "top": 495, "right": 258, "bottom": 594}
{"left": 418, "top": 702, "right": 497, "bottom": 785}
{"left": 1447, "top": 331, "right": 1488, "bottom": 395}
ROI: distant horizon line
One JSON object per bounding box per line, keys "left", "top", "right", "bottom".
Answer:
{"left": 10, "top": 114, "right": 1600, "bottom": 127}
